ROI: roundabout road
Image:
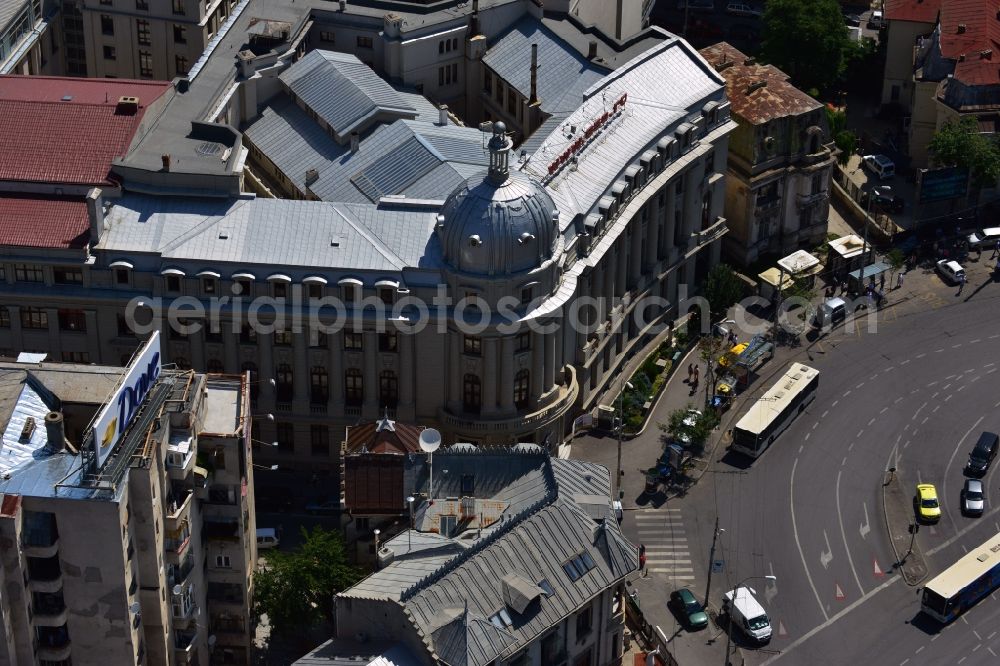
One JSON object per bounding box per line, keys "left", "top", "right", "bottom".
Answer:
{"left": 682, "top": 281, "right": 1000, "bottom": 666}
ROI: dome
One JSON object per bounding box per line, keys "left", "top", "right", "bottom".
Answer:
{"left": 437, "top": 123, "right": 559, "bottom": 277}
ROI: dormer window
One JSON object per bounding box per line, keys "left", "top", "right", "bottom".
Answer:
{"left": 268, "top": 274, "right": 291, "bottom": 299}
{"left": 338, "top": 277, "right": 362, "bottom": 303}
{"left": 166, "top": 275, "right": 180, "bottom": 293}
{"left": 375, "top": 279, "right": 398, "bottom": 306}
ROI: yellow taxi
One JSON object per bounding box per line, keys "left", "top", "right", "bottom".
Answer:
{"left": 915, "top": 484, "right": 941, "bottom": 523}
{"left": 718, "top": 342, "right": 748, "bottom": 368}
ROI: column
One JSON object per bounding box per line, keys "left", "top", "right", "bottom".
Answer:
{"left": 482, "top": 337, "right": 498, "bottom": 415}
{"left": 646, "top": 200, "right": 660, "bottom": 270}
{"left": 664, "top": 184, "right": 677, "bottom": 256}
{"left": 45, "top": 307, "right": 59, "bottom": 354}
{"left": 629, "top": 219, "right": 642, "bottom": 287}
{"left": 293, "top": 331, "right": 308, "bottom": 405}
{"left": 84, "top": 311, "right": 100, "bottom": 361}
{"left": 223, "top": 328, "right": 239, "bottom": 374}
{"left": 575, "top": 277, "right": 590, "bottom": 359}
{"left": 329, "top": 331, "right": 344, "bottom": 416}
{"left": 603, "top": 256, "right": 615, "bottom": 315}
{"left": 363, "top": 331, "right": 378, "bottom": 418}
{"left": 543, "top": 328, "right": 556, "bottom": 393}
{"left": 531, "top": 331, "right": 545, "bottom": 398}
{"left": 6, "top": 305, "right": 21, "bottom": 356}
{"left": 258, "top": 333, "right": 274, "bottom": 405}
{"left": 399, "top": 326, "right": 415, "bottom": 411}
{"left": 615, "top": 240, "right": 628, "bottom": 298}
{"left": 554, "top": 316, "right": 565, "bottom": 386}
{"left": 189, "top": 326, "right": 205, "bottom": 371}
{"left": 500, "top": 336, "right": 514, "bottom": 413}
{"left": 448, "top": 331, "right": 461, "bottom": 412}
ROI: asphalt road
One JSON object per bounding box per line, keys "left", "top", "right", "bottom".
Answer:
{"left": 671, "top": 258, "right": 1000, "bottom": 665}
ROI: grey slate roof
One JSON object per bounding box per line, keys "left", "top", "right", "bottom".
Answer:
{"left": 98, "top": 195, "right": 443, "bottom": 275}
{"left": 280, "top": 50, "right": 418, "bottom": 141}
{"left": 483, "top": 16, "right": 609, "bottom": 115}
{"left": 334, "top": 448, "right": 638, "bottom": 666}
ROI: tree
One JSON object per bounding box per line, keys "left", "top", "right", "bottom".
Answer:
{"left": 254, "top": 526, "right": 361, "bottom": 637}
{"left": 658, "top": 406, "right": 719, "bottom": 454}
{"left": 698, "top": 334, "right": 728, "bottom": 409}
{"left": 825, "top": 105, "right": 856, "bottom": 166}
{"left": 929, "top": 117, "right": 1000, "bottom": 189}
{"left": 760, "top": 0, "right": 850, "bottom": 92}
{"left": 702, "top": 264, "right": 745, "bottom": 321}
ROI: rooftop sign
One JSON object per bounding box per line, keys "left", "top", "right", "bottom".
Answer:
{"left": 92, "top": 331, "right": 161, "bottom": 468}
{"left": 546, "top": 93, "right": 628, "bottom": 177}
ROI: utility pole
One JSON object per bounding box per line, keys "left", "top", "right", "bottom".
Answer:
{"left": 704, "top": 517, "right": 723, "bottom": 605}
{"left": 615, "top": 380, "right": 633, "bottom": 500}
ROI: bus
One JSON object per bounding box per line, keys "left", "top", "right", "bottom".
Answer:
{"left": 731, "top": 363, "right": 819, "bottom": 458}
{"left": 921, "top": 532, "right": 1000, "bottom": 623}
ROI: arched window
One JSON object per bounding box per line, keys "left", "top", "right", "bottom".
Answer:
{"left": 241, "top": 362, "right": 258, "bottom": 404}
{"left": 345, "top": 368, "right": 363, "bottom": 406}
{"left": 275, "top": 363, "right": 293, "bottom": 402}
{"left": 514, "top": 370, "right": 530, "bottom": 409}
{"left": 310, "top": 366, "right": 328, "bottom": 405}
{"left": 206, "top": 358, "right": 224, "bottom": 373}
{"left": 379, "top": 370, "right": 398, "bottom": 408}
{"left": 463, "top": 374, "right": 481, "bottom": 414}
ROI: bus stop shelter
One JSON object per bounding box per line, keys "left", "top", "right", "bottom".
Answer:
{"left": 847, "top": 261, "right": 890, "bottom": 295}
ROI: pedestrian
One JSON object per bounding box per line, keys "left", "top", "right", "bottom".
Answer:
{"left": 693, "top": 365, "right": 700, "bottom": 383}
{"left": 992, "top": 240, "right": 1000, "bottom": 259}
{"left": 879, "top": 273, "right": 885, "bottom": 292}
{"left": 896, "top": 271, "right": 904, "bottom": 289}
{"left": 686, "top": 363, "right": 693, "bottom": 383}
{"left": 958, "top": 274, "right": 966, "bottom": 295}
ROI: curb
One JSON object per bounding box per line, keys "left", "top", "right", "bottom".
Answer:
{"left": 881, "top": 473, "right": 928, "bottom": 586}
{"left": 628, "top": 342, "right": 702, "bottom": 439}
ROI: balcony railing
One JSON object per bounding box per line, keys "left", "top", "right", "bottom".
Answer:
{"left": 797, "top": 190, "right": 828, "bottom": 208}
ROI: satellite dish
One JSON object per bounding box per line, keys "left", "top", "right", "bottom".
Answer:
{"left": 172, "top": 584, "right": 182, "bottom": 596}
{"left": 208, "top": 635, "right": 217, "bottom": 648}
{"left": 419, "top": 428, "right": 441, "bottom": 453}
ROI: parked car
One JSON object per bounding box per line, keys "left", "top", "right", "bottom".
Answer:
{"left": 871, "top": 189, "right": 905, "bottom": 213}
{"left": 966, "top": 227, "right": 1000, "bottom": 249}
{"left": 726, "top": 1, "right": 762, "bottom": 17}
{"left": 676, "top": 409, "right": 703, "bottom": 447}
{"left": 862, "top": 154, "right": 895, "bottom": 179}
{"left": 936, "top": 259, "right": 966, "bottom": 285}
{"left": 915, "top": 483, "right": 941, "bottom": 523}
{"left": 867, "top": 9, "right": 884, "bottom": 28}
{"left": 677, "top": 0, "right": 715, "bottom": 12}
{"left": 305, "top": 497, "right": 339, "bottom": 515}
{"left": 670, "top": 588, "right": 709, "bottom": 629}
{"left": 843, "top": 12, "right": 861, "bottom": 26}
{"left": 965, "top": 432, "right": 999, "bottom": 477}
{"left": 961, "top": 479, "right": 985, "bottom": 517}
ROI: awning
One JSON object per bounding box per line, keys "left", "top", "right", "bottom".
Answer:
{"left": 231, "top": 272, "right": 256, "bottom": 281}
{"left": 160, "top": 267, "right": 185, "bottom": 276}
{"left": 196, "top": 270, "right": 221, "bottom": 279}
{"left": 302, "top": 276, "right": 328, "bottom": 285}
{"left": 374, "top": 279, "right": 399, "bottom": 289}
{"left": 337, "top": 277, "right": 363, "bottom": 287}
{"left": 266, "top": 273, "right": 291, "bottom": 283}
{"left": 109, "top": 260, "right": 134, "bottom": 270}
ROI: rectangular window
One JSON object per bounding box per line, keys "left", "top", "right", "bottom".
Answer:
{"left": 139, "top": 51, "right": 153, "bottom": 77}
{"left": 104, "top": 45, "right": 116, "bottom": 60}
{"left": 60, "top": 351, "right": 89, "bottom": 363}
{"left": 173, "top": 24, "right": 186, "bottom": 43}
{"left": 0, "top": 308, "right": 9, "bottom": 328}
{"left": 307, "top": 283, "right": 323, "bottom": 299}
{"left": 136, "top": 19, "right": 150, "bottom": 45}
{"left": 310, "top": 425, "right": 329, "bottom": 456}
{"left": 202, "top": 277, "right": 216, "bottom": 294}
{"left": 319, "top": 30, "right": 334, "bottom": 43}
{"left": 272, "top": 282, "right": 287, "bottom": 299}
{"left": 356, "top": 35, "right": 373, "bottom": 48}
{"left": 495, "top": 80, "right": 503, "bottom": 104}
{"left": 175, "top": 55, "right": 188, "bottom": 75}
{"left": 57, "top": 309, "right": 86, "bottom": 332}
{"left": 53, "top": 267, "right": 83, "bottom": 285}
{"left": 115, "top": 268, "right": 129, "bottom": 285}
{"left": 520, "top": 286, "right": 533, "bottom": 303}
{"left": 101, "top": 14, "right": 114, "bottom": 35}
{"left": 576, "top": 605, "right": 593, "bottom": 638}
{"left": 378, "top": 331, "right": 397, "bottom": 352}
{"left": 275, "top": 422, "right": 294, "bottom": 453}
{"left": 166, "top": 275, "right": 181, "bottom": 292}
{"left": 451, "top": 63, "right": 458, "bottom": 84}
{"left": 273, "top": 330, "right": 292, "bottom": 346}
{"left": 344, "top": 330, "right": 363, "bottom": 351}
{"left": 516, "top": 331, "right": 531, "bottom": 353}
{"left": 309, "top": 330, "right": 328, "bottom": 348}
{"left": 460, "top": 474, "right": 475, "bottom": 495}
{"left": 15, "top": 264, "right": 43, "bottom": 283}
{"left": 136, "top": 0, "right": 148, "bottom": 9}
{"left": 20, "top": 307, "right": 48, "bottom": 330}
{"left": 463, "top": 336, "right": 481, "bottom": 356}
{"left": 215, "top": 555, "right": 231, "bottom": 568}
{"left": 172, "top": 0, "right": 184, "bottom": 14}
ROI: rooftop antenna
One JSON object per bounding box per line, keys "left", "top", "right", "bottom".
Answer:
{"left": 419, "top": 428, "right": 441, "bottom": 504}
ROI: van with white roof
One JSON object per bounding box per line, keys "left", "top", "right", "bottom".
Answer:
{"left": 723, "top": 586, "right": 772, "bottom": 644}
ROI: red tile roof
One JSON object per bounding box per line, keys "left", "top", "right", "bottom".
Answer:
{"left": 0, "top": 197, "right": 90, "bottom": 249}
{"left": 0, "top": 76, "right": 170, "bottom": 186}
{"left": 939, "top": 0, "right": 1000, "bottom": 85}
{"left": 699, "top": 43, "right": 821, "bottom": 125}
{"left": 885, "top": 0, "right": 942, "bottom": 24}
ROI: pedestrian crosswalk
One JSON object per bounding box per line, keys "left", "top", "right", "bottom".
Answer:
{"left": 634, "top": 508, "right": 696, "bottom": 583}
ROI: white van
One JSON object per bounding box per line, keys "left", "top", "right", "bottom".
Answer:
{"left": 723, "top": 586, "right": 772, "bottom": 644}
{"left": 967, "top": 227, "right": 1000, "bottom": 249}
{"left": 256, "top": 527, "right": 279, "bottom": 550}
{"left": 812, "top": 297, "right": 847, "bottom": 330}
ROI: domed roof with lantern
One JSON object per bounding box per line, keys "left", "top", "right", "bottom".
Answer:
{"left": 436, "top": 122, "right": 560, "bottom": 277}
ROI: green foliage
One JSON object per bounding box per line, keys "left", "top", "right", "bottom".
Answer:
{"left": 834, "top": 130, "right": 857, "bottom": 166}
{"left": 887, "top": 248, "right": 905, "bottom": 270}
{"left": 254, "top": 526, "right": 361, "bottom": 636}
{"left": 825, "top": 106, "right": 847, "bottom": 136}
{"left": 658, "top": 407, "right": 719, "bottom": 453}
{"left": 929, "top": 117, "right": 1000, "bottom": 189}
{"left": 703, "top": 264, "right": 745, "bottom": 321}
{"left": 760, "top": 0, "right": 850, "bottom": 92}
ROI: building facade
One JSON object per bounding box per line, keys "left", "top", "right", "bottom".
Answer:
{"left": 700, "top": 42, "right": 836, "bottom": 267}
{"left": 0, "top": 358, "right": 256, "bottom": 666}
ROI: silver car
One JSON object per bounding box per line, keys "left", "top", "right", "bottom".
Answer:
{"left": 962, "top": 479, "right": 985, "bottom": 516}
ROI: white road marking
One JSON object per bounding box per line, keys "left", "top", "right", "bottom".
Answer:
{"left": 836, "top": 470, "right": 864, "bottom": 595}
{"left": 859, "top": 502, "right": 870, "bottom": 539}
{"left": 988, "top": 631, "right": 996, "bottom": 640}
{"left": 895, "top": 397, "right": 903, "bottom": 404}
{"left": 841, "top": 456, "right": 847, "bottom": 466}
{"left": 900, "top": 660, "right": 909, "bottom": 666}
{"left": 858, "top": 429, "right": 865, "bottom": 438}
{"left": 942, "top": 415, "right": 986, "bottom": 537}
{"left": 848, "top": 442, "right": 854, "bottom": 451}
{"left": 843, "top": 390, "right": 852, "bottom": 397}
{"left": 763, "top": 576, "right": 899, "bottom": 664}
{"left": 880, "top": 407, "right": 888, "bottom": 414}
{"left": 832, "top": 400, "right": 839, "bottom": 407}
{"left": 970, "top": 339, "right": 982, "bottom": 344}
{"left": 765, "top": 562, "right": 778, "bottom": 604}
{"left": 798, "top": 445, "right": 804, "bottom": 453}
{"left": 945, "top": 394, "right": 954, "bottom": 402}
{"left": 820, "top": 530, "right": 834, "bottom": 569}
{"left": 973, "top": 630, "right": 982, "bottom": 640}
{"left": 933, "top": 405, "right": 940, "bottom": 413}
{"left": 790, "top": 457, "right": 829, "bottom": 622}
{"left": 822, "top": 410, "right": 829, "bottom": 418}
{"left": 915, "top": 646, "right": 924, "bottom": 654}
{"left": 973, "top": 644, "right": 981, "bottom": 652}
{"left": 921, "top": 416, "right": 929, "bottom": 424}
{"left": 900, "top": 359, "right": 910, "bottom": 365}
{"left": 916, "top": 353, "right": 926, "bottom": 358}
{"left": 805, "top": 432, "right": 811, "bottom": 441}
{"left": 989, "top": 648, "right": 997, "bottom": 658}
{"left": 856, "top": 382, "right": 865, "bottom": 389}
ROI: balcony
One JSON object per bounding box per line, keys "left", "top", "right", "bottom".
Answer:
{"left": 36, "top": 626, "right": 71, "bottom": 662}
{"left": 32, "top": 595, "right": 67, "bottom": 627}
{"left": 204, "top": 518, "right": 240, "bottom": 542}
{"left": 167, "top": 431, "right": 196, "bottom": 481}
{"left": 797, "top": 190, "right": 828, "bottom": 208}
{"left": 27, "top": 555, "right": 63, "bottom": 594}
{"left": 23, "top": 514, "right": 59, "bottom": 559}
{"left": 166, "top": 487, "right": 193, "bottom": 531}
{"left": 440, "top": 367, "right": 578, "bottom": 436}
{"left": 693, "top": 216, "right": 728, "bottom": 246}
{"left": 210, "top": 613, "right": 246, "bottom": 636}
{"left": 165, "top": 528, "right": 191, "bottom": 565}
{"left": 167, "top": 552, "right": 196, "bottom": 587}
{"left": 754, "top": 196, "right": 781, "bottom": 216}
{"left": 207, "top": 582, "right": 244, "bottom": 606}
{"left": 174, "top": 629, "right": 198, "bottom": 665}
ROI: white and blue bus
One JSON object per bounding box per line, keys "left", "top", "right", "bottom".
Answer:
{"left": 731, "top": 363, "right": 819, "bottom": 458}
{"left": 921, "top": 532, "right": 1000, "bottom": 623}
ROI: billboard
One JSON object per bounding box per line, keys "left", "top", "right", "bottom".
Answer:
{"left": 919, "top": 166, "right": 969, "bottom": 204}
{"left": 92, "top": 331, "right": 162, "bottom": 468}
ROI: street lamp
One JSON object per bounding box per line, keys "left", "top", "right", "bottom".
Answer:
{"left": 724, "top": 575, "right": 776, "bottom": 666}
{"left": 406, "top": 496, "right": 415, "bottom": 551}
{"left": 616, "top": 380, "right": 633, "bottom": 499}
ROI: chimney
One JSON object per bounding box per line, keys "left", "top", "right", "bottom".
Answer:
{"left": 45, "top": 411, "right": 67, "bottom": 452}
{"left": 350, "top": 132, "right": 360, "bottom": 153}
{"left": 305, "top": 168, "right": 319, "bottom": 185}
{"left": 86, "top": 187, "right": 104, "bottom": 245}
{"left": 339, "top": 0, "right": 346, "bottom": 10}
{"left": 529, "top": 43, "right": 539, "bottom": 106}
{"left": 438, "top": 104, "right": 449, "bottom": 126}
{"left": 161, "top": 154, "right": 171, "bottom": 171}
{"left": 587, "top": 40, "right": 597, "bottom": 59}
{"left": 470, "top": 0, "right": 481, "bottom": 36}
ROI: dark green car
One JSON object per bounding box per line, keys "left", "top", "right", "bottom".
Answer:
{"left": 670, "top": 588, "right": 709, "bottom": 630}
